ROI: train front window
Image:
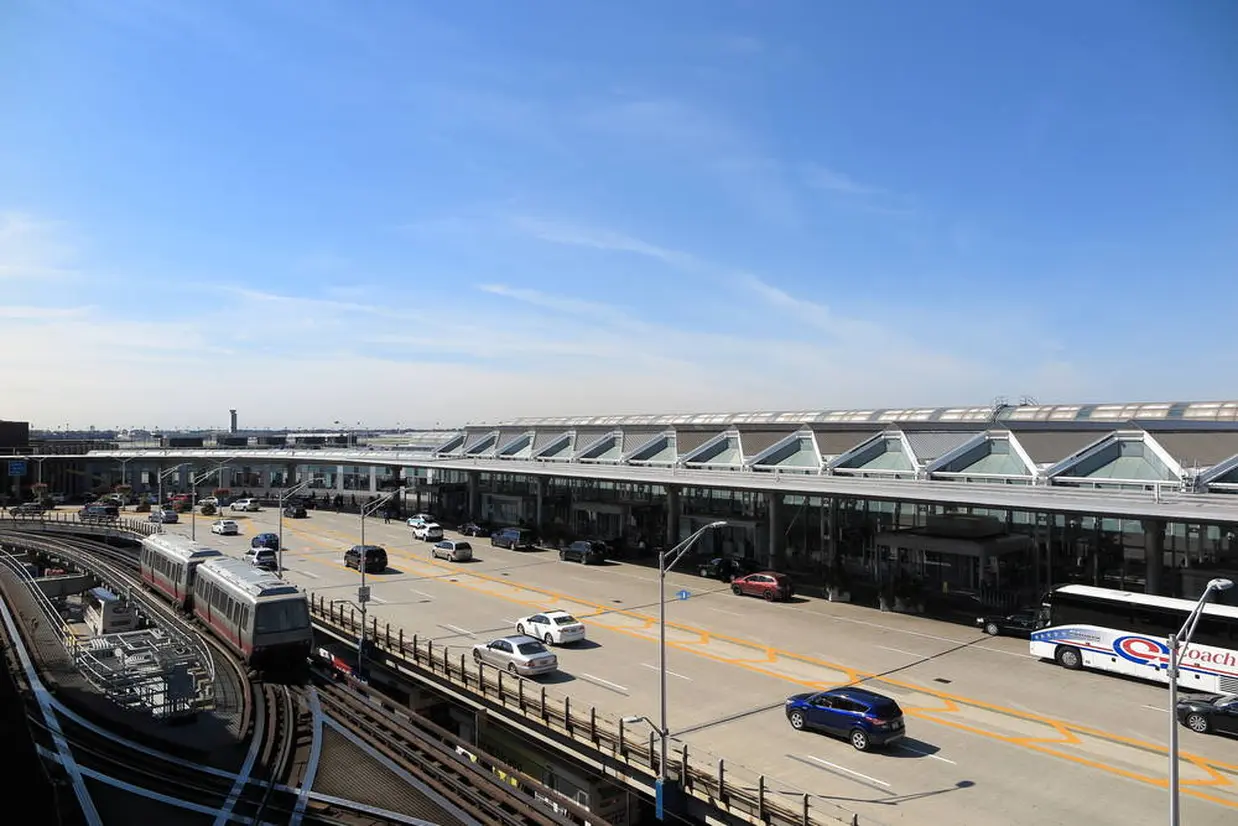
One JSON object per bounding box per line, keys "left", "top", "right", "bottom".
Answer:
{"left": 255, "top": 600, "right": 309, "bottom": 633}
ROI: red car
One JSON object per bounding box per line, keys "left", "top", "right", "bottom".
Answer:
{"left": 731, "top": 572, "right": 794, "bottom": 601}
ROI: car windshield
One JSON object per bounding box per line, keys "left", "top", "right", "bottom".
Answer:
{"left": 516, "top": 641, "right": 548, "bottom": 656}
{"left": 553, "top": 616, "right": 578, "bottom": 625}
{"left": 254, "top": 599, "right": 309, "bottom": 633}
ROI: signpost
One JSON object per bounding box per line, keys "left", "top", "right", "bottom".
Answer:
{"left": 676, "top": 589, "right": 691, "bottom": 601}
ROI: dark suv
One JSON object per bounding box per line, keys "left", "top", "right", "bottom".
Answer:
{"left": 80, "top": 503, "right": 119, "bottom": 522}
{"left": 785, "top": 687, "right": 905, "bottom": 751}
{"left": 344, "top": 545, "right": 388, "bottom": 573}
{"left": 490, "top": 527, "right": 535, "bottom": 551}
{"left": 698, "top": 556, "right": 761, "bottom": 582}
{"left": 560, "top": 540, "right": 607, "bottom": 564}
{"left": 282, "top": 503, "right": 307, "bottom": 518}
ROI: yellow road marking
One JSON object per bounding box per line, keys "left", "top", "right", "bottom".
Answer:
{"left": 278, "top": 520, "right": 1238, "bottom": 805}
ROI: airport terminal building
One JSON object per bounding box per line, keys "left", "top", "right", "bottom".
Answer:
{"left": 9, "top": 399, "right": 1238, "bottom": 608}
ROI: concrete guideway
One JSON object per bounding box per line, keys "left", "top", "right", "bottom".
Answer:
{"left": 173, "top": 509, "right": 1238, "bottom": 825}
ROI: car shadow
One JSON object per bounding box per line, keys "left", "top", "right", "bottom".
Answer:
{"left": 885, "top": 737, "right": 944, "bottom": 759}
{"left": 562, "top": 639, "right": 602, "bottom": 651}
{"left": 535, "top": 671, "right": 577, "bottom": 685}
{"left": 371, "top": 567, "right": 404, "bottom": 576}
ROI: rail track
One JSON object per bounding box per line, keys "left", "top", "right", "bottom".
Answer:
{"left": 314, "top": 670, "right": 608, "bottom": 826}
{"left": 3, "top": 529, "right": 592, "bottom": 826}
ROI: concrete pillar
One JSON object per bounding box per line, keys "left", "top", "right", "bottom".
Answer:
{"left": 285, "top": 462, "right": 297, "bottom": 488}
{"left": 665, "top": 485, "right": 681, "bottom": 549}
{"left": 1143, "top": 518, "right": 1165, "bottom": 595}
{"left": 335, "top": 465, "right": 346, "bottom": 492}
{"left": 368, "top": 466, "right": 378, "bottom": 493}
{"left": 467, "top": 470, "right": 480, "bottom": 519}
{"left": 535, "top": 476, "right": 547, "bottom": 527}
{"left": 768, "top": 491, "right": 783, "bottom": 568}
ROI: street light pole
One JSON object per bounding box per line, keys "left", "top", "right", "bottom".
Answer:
{"left": 277, "top": 480, "right": 309, "bottom": 579}
{"left": 190, "top": 461, "right": 230, "bottom": 541}
{"left": 1168, "top": 577, "right": 1233, "bottom": 825}
{"left": 157, "top": 464, "right": 184, "bottom": 512}
{"left": 357, "top": 487, "right": 405, "bottom": 676}
{"left": 655, "top": 519, "right": 726, "bottom": 820}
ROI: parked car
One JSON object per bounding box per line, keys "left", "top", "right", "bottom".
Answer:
{"left": 1177, "top": 694, "right": 1238, "bottom": 736}
{"left": 491, "top": 527, "right": 535, "bottom": 551}
{"left": 49, "top": 493, "right": 67, "bottom": 505}
{"left": 249, "top": 548, "right": 278, "bottom": 571}
{"left": 79, "top": 503, "right": 119, "bottom": 522}
{"left": 412, "top": 522, "right": 444, "bottom": 542}
{"left": 147, "top": 507, "right": 178, "bottom": 524}
{"left": 459, "top": 521, "right": 491, "bottom": 537}
{"left": 515, "top": 610, "right": 586, "bottom": 645}
{"left": 406, "top": 512, "right": 435, "bottom": 528}
{"left": 431, "top": 539, "right": 472, "bottom": 562}
{"left": 282, "top": 503, "right": 308, "bottom": 518}
{"left": 731, "top": 572, "right": 794, "bottom": 601}
{"left": 472, "top": 635, "right": 558, "bottom": 676}
{"left": 698, "top": 556, "right": 761, "bottom": 582}
{"left": 344, "top": 544, "right": 387, "bottom": 573}
{"left": 560, "top": 540, "right": 607, "bottom": 565}
{"left": 211, "top": 519, "right": 240, "bottom": 535}
{"left": 198, "top": 496, "right": 219, "bottom": 507}
{"left": 785, "top": 687, "right": 906, "bottom": 751}
{"left": 11, "top": 502, "right": 46, "bottom": 515}
{"left": 977, "top": 608, "right": 1040, "bottom": 637}
{"left": 251, "top": 532, "right": 280, "bottom": 551}
{"left": 230, "top": 498, "right": 259, "bottom": 512}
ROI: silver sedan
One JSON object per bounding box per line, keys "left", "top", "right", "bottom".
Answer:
{"left": 472, "top": 635, "right": 558, "bottom": 676}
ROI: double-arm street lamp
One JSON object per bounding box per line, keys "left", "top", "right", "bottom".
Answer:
{"left": 157, "top": 464, "right": 186, "bottom": 511}
{"left": 1168, "top": 576, "right": 1234, "bottom": 825}
{"left": 276, "top": 480, "right": 310, "bottom": 578}
{"left": 190, "top": 461, "right": 231, "bottom": 540}
{"left": 356, "top": 487, "right": 405, "bottom": 675}
{"left": 626, "top": 519, "right": 727, "bottom": 820}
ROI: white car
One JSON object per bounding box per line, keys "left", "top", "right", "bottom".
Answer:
{"left": 406, "top": 512, "right": 434, "bottom": 528}
{"left": 211, "top": 519, "right": 240, "bottom": 535}
{"left": 431, "top": 539, "right": 472, "bottom": 562}
{"left": 413, "top": 522, "right": 444, "bottom": 541}
{"left": 230, "top": 498, "right": 259, "bottom": 512}
{"left": 198, "top": 496, "right": 219, "bottom": 507}
{"left": 515, "top": 610, "right": 586, "bottom": 645}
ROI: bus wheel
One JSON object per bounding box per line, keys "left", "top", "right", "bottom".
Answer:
{"left": 1055, "top": 646, "right": 1083, "bottom": 670}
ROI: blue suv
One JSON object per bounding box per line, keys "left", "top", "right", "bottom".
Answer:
{"left": 784, "top": 687, "right": 905, "bottom": 751}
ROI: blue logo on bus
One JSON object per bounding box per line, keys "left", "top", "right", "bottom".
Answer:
{"left": 1113, "top": 635, "right": 1169, "bottom": 669}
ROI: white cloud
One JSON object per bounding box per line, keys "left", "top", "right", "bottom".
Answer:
{"left": 508, "top": 215, "right": 698, "bottom": 268}
{"left": 0, "top": 212, "right": 77, "bottom": 280}
{"left": 802, "top": 164, "right": 885, "bottom": 197}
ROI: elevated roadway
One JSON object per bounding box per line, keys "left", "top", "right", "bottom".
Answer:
{"left": 168, "top": 508, "right": 1238, "bottom": 826}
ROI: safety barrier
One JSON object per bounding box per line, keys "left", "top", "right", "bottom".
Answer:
{"left": 309, "top": 594, "right": 863, "bottom": 826}
{"left": 0, "top": 511, "right": 159, "bottom": 538}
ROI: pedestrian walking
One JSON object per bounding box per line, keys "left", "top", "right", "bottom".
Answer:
{"left": 383, "top": 510, "right": 391, "bottom": 524}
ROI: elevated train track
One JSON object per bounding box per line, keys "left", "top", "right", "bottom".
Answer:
{"left": 1, "top": 528, "right": 597, "bottom": 826}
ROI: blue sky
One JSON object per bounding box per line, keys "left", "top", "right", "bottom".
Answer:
{"left": 2, "top": 1, "right": 1235, "bottom": 429}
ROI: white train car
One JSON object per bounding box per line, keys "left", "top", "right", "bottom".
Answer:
{"left": 192, "top": 557, "right": 313, "bottom": 670}
{"left": 139, "top": 534, "right": 224, "bottom": 608}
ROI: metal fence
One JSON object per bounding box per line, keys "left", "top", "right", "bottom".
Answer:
{"left": 309, "top": 594, "right": 865, "bottom": 826}
{"left": 0, "top": 511, "right": 160, "bottom": 537}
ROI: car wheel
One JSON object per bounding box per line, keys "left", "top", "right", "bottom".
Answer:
{"left": 472, "top": 649, "right": 481, "bottom": 662}
{"left": 850, "top": 729, "right": 871, "bottom": 751}
{"left": 763, "top": 590, "right": 776, "bottom": 601}
{"left": 984, "top": 622, "right": 1000, "bottom": 636}
{"left": 731, "top": 584, "right": 743, "bottom": 596}
{"left": 544, "top": 633, "right": 553, "bottom": 645}
{"left": 1186, "top": 713, "right": 1210, "bottom": 734}
{"left": 1055, "top": 645, "right": 1083, "bottom": 670}
{"left": 490, "top": 537, "right": 497, "bottom": 546}
{"left": 507, "top": 663, "right": 517, "bottom": 675}
{"left": 516, "top": 624, "right": 525, "bottom": 635}
{"left": 559, "top": 551, "right": 567, "bottom": 561}
{"left": 789, "top": 710, "right": 806, "bottom": 730}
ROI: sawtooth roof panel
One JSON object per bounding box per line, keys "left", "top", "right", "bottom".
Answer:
{"left": 675, "top": 429, "right": 722, "bottom": 455}
{"left": 1009, "top": 430, "right": 1103, "bottom": 465}
{"left": 1147, "top": 432, "right": 1238, "bottom": 469}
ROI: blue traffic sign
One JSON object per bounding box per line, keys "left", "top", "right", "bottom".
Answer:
{"left": 7, "top": 460, "right": 27, "bottom": 477}
{"left": 676, "top": 589, "right": 691, "bottom": 601}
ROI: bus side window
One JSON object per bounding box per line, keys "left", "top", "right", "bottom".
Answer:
{"left": 1193, "top": 616, "right": 1231, "bottom": 649}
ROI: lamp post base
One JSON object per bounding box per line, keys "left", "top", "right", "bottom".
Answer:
{"left": 655, "top": 778, "right": 682, "bottom": 821}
